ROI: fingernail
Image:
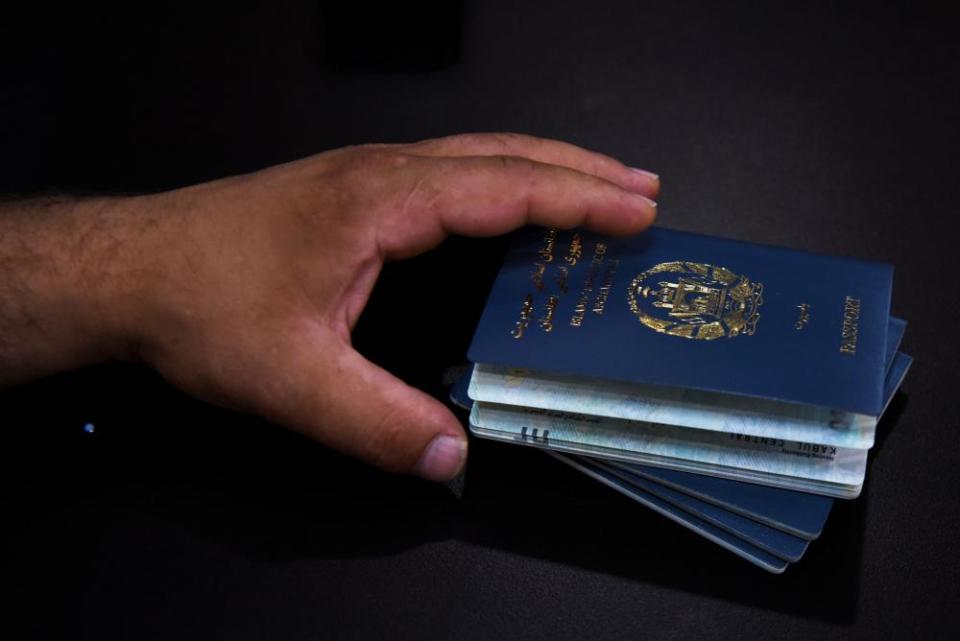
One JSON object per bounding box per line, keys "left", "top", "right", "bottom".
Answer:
{"left": 636, "top": 194, "right": 658, "bottom": 208}
{"left": 631, "top": 168, "right": 660, "bottom": 181}
{"left": 416, "top": 434, "right": 468, "bottom": 482}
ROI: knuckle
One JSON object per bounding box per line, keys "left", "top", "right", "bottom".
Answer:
{"left": 447, "top": 132, "right": 487, "bottom": 148}
{"left": 349, "top": 147, "right": 415, "bottom": 174}
{"left": 348, "top": 147, "right": 392, "bottom": 170}
{"left": 333, "top": 148, "right": 417, "bottom": 204}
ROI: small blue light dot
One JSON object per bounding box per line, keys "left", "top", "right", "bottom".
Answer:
{"left": 83, "top": 423, "right": 96, "bottom": 434}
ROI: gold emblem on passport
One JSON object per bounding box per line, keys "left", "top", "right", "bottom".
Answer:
{"left": 627, "top": 261, "right": 764, "bottom": 340}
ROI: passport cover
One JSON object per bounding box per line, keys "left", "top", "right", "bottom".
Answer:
{"left": 469, "top": 227, "right": 893, "bottom": 415}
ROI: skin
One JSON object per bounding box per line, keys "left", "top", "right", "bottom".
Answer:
{"left": 0, "top": 133, "right": 659, "bottom": 481}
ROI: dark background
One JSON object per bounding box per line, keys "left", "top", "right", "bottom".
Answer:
{"left": 2, "top": 1, "right": 958, "bottom": 639}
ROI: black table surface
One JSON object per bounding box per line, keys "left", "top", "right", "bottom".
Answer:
{"left": 3, "top": 2, "right": 959, "bottom": 639}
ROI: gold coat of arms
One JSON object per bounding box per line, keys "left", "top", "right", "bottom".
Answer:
{"left": 627, "top": 261, "right": 764, "bottom": 340}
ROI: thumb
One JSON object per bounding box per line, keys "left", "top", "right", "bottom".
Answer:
{"left": 259, "top": 334, "right": 468, "bottom": 481}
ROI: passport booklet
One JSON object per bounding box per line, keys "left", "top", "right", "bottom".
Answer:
{"left": 468, "top": 226, "right": 893, "bottom": 415}
{"left": 462, "top": 226, "right": 910, "bottom": 558}
{"left": 449, "top": 327, "right": 905, "bottom": 572}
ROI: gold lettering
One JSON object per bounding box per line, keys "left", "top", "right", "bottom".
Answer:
{"left": 537, "top": 228, "right": 557, "bottom": 263}
{"left": 538, "top": 295, "right": 559, "bottom": 332}
{"left": 564, "top": 233, "right": 583, "bottom": 266}
{"left": 569, "top": 242, "right": 608, "bottom": 327}
{"left": 839, "top": 296, "right": 861, "bottom": 355}
{"left": 570, "top": 295, "right": 589, "bottom": 327}
{"left": 591, "top": 259, "right": 619, "bottom": 315}
{"left": 511, "top": 294, "right": 535, "bottom": 339}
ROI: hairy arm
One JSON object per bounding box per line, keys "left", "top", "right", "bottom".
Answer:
{"left": 0, "top": 134, "right": 659, "bottom": 480}
{"left": 0, "top": 196, "right": 136, "bottom": 385}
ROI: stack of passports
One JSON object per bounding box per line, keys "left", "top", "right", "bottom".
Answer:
{"left": 457, "top": 226, "right": 911, "bottom": 573}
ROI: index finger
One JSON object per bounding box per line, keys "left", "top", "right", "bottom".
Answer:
{"left": 377, "top": 154, "right": 657, "bottom": 259}
{"left": 401, "top": 132, "right": 661, "bottom": 199}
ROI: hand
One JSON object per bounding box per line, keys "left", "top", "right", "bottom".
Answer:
{"left": 0, "top": 133, "right": 659, "bottom": 480}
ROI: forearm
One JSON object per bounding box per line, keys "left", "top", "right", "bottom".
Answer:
{"left": 0, "top": 196, "right": 143, "bottom": 386}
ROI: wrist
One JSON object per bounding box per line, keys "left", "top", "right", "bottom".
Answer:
{"left": 62, "top": 196, "right": 153, "bottom": 365}
{"left": 0, "top": 197, "right": 119, "bottom": 382}
{"left": 64, "top": 193, "right": 196, "bottom": 369}
{"left": 0, "top": 194, "right": 174, "bottom": 385}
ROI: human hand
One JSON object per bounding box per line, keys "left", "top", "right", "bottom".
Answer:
{"left": 1, "top": 133, "right": 659, "bottom": 480}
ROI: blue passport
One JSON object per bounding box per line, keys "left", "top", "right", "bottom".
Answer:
{"left": 447, "top": 347, "right": 910, "bottom": 570}
{"left": 468, "top": 226, "right": 893, "bottom": 415}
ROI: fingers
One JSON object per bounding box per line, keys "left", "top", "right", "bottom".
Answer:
{"left": 402, "top": 132, "right": 660, "bottom": 199}
{"left": 378, "top": 154, "right": 656, "bottom": 258}
{"left": 258, "top": 327, "right": 467, "bottom": 481}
